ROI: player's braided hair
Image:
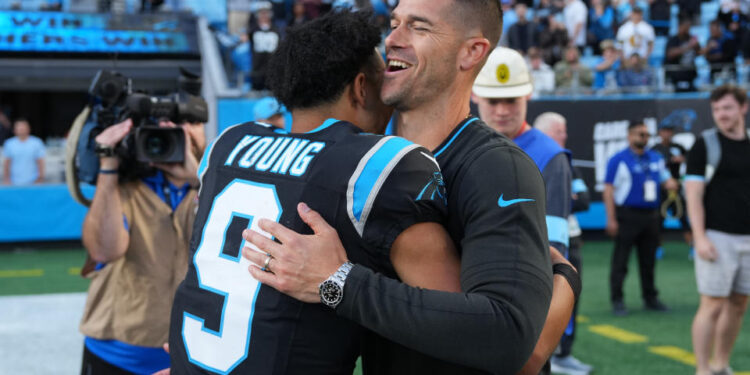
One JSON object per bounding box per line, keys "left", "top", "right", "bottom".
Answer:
{"left": 267, "top": 9, "right": 382, "bottom": 110}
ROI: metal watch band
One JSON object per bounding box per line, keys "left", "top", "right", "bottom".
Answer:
{"left": 319, "top": 261, "right": 354, "bottom": 309}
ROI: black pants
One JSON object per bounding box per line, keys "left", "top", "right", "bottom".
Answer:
{"left": 610, "top": 207, "right": 660, "bottom": 303}
{"left": 81, "top": 345, "right": 135, "bottom": 375}
{"left": 558, "top": 235, "right": 583, "bottom": 357}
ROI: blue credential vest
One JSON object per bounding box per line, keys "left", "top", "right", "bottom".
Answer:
{"left": 514, "top": 127, "right": 572, "bottom": 172}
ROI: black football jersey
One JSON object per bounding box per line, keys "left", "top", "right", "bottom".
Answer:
{"left": 169, "top": 119, "right": 447, "bottom": 375}
{"left": 358, "top": 117, "right": 552, "bottom": 374}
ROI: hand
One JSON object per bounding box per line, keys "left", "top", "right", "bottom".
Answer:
{"left": 549, "top": 246, "right": 577, "bottom": 273}
{"left": 95, "top": 119, "right": 132, "bottom": 148}
{"left": 671, "top": 155, "right": 685, "bottom": 164}
{"left": 695, "top": 235, "right": 717, "bottom": 262}
{"left": 664, "top": 178, "right": 679, "bottom": 191}
{"left": 241, "top": 202, "right": 348, "bottom": 303}
{"left": 606, "top": 219, "right": 618, "bottom": 238}
{"left": 151, "top": 343, "right": 170, "bottom": 375}
{"left": 152, "top": 123, "right": 200, "bottom": 186}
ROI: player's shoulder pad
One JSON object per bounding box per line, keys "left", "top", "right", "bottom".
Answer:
{"left": 346, "top": 135, "right": 435, "bottom": 236}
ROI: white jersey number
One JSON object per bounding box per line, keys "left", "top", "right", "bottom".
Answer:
{"left": 182, "top": 179, "right": 282, "bottom": 374}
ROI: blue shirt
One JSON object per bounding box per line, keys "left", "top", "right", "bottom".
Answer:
{"left": 87, "top": 170, "right": 191, "bottom": 374}
{"left": 605, "top": 147, "right": 670, "bottom": 209}
{"left": 2, "top": 136, "right": 45, "bottom": 185}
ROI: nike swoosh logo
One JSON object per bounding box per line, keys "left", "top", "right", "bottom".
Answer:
{"left": 498, "top": 194, "right": 535, "bottom": 207}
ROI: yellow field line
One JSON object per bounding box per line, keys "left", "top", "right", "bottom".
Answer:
{"left": 68, "top": 267, "right": 81, "bottom": 275}
{"left": 588, "top": 324, "right": 649, "bottom": 343}
{"left": 648, "top": 346, "right": 696, "bottom": 366}
{"left": 0, "top": 269, "right": 44, "bottom": 278}
{"left": 576, "top": 315, "right": 590, "bottom": 323}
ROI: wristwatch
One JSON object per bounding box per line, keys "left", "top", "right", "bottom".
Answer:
{"left": 94, "top": 143, "right": 116, "bottom": 158}
{"left": 319, "top": 261, "right": 354, "bottom": 309}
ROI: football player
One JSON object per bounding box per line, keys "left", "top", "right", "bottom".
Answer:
{"left": 243, "top": 0, "right": 580, "bottom": 374}
{"left": 168, "top": 10, "right": 459, "bottom": 375}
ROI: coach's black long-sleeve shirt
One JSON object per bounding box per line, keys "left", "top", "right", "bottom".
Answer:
{"left": 336, "top": 118, "right": 554, "bottom": 375}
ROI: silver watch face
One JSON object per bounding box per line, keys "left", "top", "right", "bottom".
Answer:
{"left": 320, "top": 280, "right": 343, "bottom": 307}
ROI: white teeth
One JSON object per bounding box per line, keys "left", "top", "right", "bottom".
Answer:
{"left": 388, "top": 60, "right": 411, "bottom": 69}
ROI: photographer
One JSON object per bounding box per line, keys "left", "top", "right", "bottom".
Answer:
{"left": 78, "top": 117, "right": 205, "bottom": 375}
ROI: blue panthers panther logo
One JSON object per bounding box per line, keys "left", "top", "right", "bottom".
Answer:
{"left": 417, "top": 171, "right": 447, "bottom": 205}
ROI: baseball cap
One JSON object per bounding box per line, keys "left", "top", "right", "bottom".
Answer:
{"left": 473, "top": 47, "right": 533, "bottom": 99}
{"left": 254, "top": 97, "right": 285, "bottom": 120}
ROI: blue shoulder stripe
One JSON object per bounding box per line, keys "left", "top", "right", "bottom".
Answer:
{"left": 347, "top": 136, "right": 419, "bottom": 236}
{"left": 433, "top": 118, "right": 478, "bottom": 157}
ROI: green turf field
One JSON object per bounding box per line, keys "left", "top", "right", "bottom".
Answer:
{"left": 1, "top": 241, "right": 748, "bottom": 374}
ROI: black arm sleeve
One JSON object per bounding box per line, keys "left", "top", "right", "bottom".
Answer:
{"left": 541, "top": 153, "right": 572, "bottom": 254}
{"left": 335, "top": 146, "right": 553, "bottom": 374}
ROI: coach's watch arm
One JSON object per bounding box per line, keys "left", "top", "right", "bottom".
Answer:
{"left": 82, "top": 119, "right": 132, "bottom": 264}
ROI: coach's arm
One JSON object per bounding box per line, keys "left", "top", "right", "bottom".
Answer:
{"left": 82, "top": 120, "right": 132, "bottom": 263}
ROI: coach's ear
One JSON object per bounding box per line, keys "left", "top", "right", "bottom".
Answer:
{"left": 350, "top": 72, "right": 368, "bottom": 109}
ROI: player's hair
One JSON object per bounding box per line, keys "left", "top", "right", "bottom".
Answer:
{"left": 267, "top": 10, "right": 382, "bottom": 110}
{"left": 710, "top": 84, "right": 747, "bottom": 106}
{"left": 454, "top": 0, "right": 503, "bottom": 47}
{"left": 533, "top": 112, "right": 566, "bottom": 132}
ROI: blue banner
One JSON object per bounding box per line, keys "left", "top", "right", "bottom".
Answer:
{"left": 0, "top": 11, "right": 198, "bottom": 54}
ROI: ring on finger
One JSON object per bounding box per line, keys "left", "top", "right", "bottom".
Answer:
{"left": 262, "top": 253, "right": 273, "bottom": 273}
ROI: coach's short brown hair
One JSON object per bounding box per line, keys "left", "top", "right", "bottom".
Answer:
{"left": 710, "top": 84, "right": 748, "bottom": 106}
{"left": 455, "top": 0, "right": 503, "bottom": 47}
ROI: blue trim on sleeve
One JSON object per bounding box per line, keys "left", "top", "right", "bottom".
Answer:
{"left": 546, "top": 215, "right": 570, "bottom": 247}
{"left": 84, "top": 337, "right": 169, "bottom": 374}
{"left": 684, "top": 175, "right": 705, "bottom": 182}
{"left": 122, "top": 214, "right": 129, "bottom": 232}
{"left": 433, "top": 118, "right": 478, "bottom": 157}
{"left": 352, "top": 137, "right": 414, "bottom": 221}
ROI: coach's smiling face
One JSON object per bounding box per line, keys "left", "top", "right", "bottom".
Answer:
{"left": 382, "top": 0, "right": 464, "bottom": 111}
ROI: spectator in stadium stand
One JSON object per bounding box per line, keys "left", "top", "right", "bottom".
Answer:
{"left": 686, "top": 85, "right": 750, "bottom": 375}
{"left": 593, "top": 39, "right": 622, "bottom": 90}
{"left": 507, "top": 3, "right": 539, "bottom": 54}
{"left": 676, "top": 0, "right": 700, "bottom": 24}
{"left": 2, "top": 118, "right": 45, "bottom": 186}
{"left": 554, "top": 45, "right": 594, "bottom": 89}
{"left": 248, "top": 2, "right": 281, "bottom": 91}
{"left": 616, "top": 7, "right": 654, "bottom": 60}
{"left": 649, "top": 0, "right": 672, "bottom": 36}
{"left": 604, "top": 120, "right": 678, "bottom": 316}
{"left": 301, "top": 0, "right": 323, "bottom": 18}
{"left": 535, "top": 112, "right": 594, "bottom": 375}
{"left": 287, "top": 1, "right": 309, "bottom": 27}
{"left": 703, "top": 20, "right": 738, "bottom": 81}
{"left": 270, "top": 0, "right": 289, "bottom": 29}
{"left": 615, "top": 0, "right": 649, "bottom": 24}
{"left": 718, "top": 0, "right": 749, "bottom": 40}
{"left": 540, "top": 15, "right": 571, "bottom": 65}
{"left": 665, "top": 17, "right": 700, "bottom": 92}
{"left": 617, "top": 53, "right": 654, "bottom": 90}
{"left": 140, "top": 0, "right": 164, "bottom": 12}
{"left": 528, "top": 46, "right": 557, "bottom": 95}
{"left": 563, "top": 0, "right": 588, "bottom": 53}
{"left": 587, "top": 0, "right": 616, "bottom": 55}
{"left": 253, "top": 97, "right": 287, "bottom": 129}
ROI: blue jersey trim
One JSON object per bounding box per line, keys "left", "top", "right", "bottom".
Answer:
{"left": 306, "top": 118, "right": 340, "bottom": 134}
{"left": 684, "top": 175, "right": 705, "bottom": 182}
{"left": 546, "top": 215, "right": 570, "bottom": 247}
{"left": 351, "top": 137, "right": 414, "bottom": 222}
{"left": 433, "top": 118, "right": 478, "bottom": 157}
{"left": 84, "top": 337, "right": 169, "bottom": 375}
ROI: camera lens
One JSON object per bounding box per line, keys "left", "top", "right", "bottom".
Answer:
{"left": 145, "top": 133, "right": 172, "bottom": 157}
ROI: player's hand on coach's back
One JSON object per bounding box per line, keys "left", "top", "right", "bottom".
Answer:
{"left": 242, "top": 202, "right": 348, "bottom": 303}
